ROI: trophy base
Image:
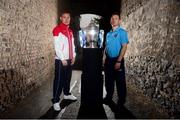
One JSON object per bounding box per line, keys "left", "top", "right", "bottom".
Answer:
{"left": 86, "top": 41, "right": 98, "bottom": 48}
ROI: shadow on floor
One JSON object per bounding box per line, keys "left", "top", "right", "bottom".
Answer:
{"left": 40, "top": 99, "right": 77, "bottom": 119}
{"left": 174, "top": 111, "right": 180, "bottom": 119}
{"left": 106, "top": 101, "right": 136, "bottom": 119}
{"left": 115, "top": 105, "right": 136, "bottom": 119}
{"left": 77, "top": 104, "right": 107, "bottom": 119}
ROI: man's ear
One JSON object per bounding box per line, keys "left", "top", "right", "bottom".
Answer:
{"left": 60, "top": 16, "right": 62, "bottom": 21}
{"left": 119, "top": 20, "right": 121, "bottom": 25}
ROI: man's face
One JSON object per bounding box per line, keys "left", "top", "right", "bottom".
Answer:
{"left": 60, "top": 13, "right": 70, "bottom": 25}
{"left": 110, "top": 15, "right": 120, "bottom": 27}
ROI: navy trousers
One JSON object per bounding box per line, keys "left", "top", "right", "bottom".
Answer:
{"left": 52, "top": 59, "right": 72, "bottom": 103}
{"left": 104, "top": 57, "right": 127, "bottom": 105}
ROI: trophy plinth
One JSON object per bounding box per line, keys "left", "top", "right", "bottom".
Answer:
{"left": 77, "top": 22, "right": 106, "bottom": 118}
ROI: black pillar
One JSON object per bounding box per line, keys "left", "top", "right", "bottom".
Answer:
{"left": 77, "top": 48, "right": 107, "bottom": 119}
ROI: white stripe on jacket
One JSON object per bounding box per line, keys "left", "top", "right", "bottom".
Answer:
{"left": 54, "top": 32, "right": 76, "bottom": 60}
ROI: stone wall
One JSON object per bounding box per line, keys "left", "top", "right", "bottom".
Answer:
{"left": 0, "top": 0, "right": 57, "bottom": 113}
{"left": 121, "top": 0, "right": 180, "bottom": 116}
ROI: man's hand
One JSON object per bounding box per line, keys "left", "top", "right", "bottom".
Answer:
{"left": 102, "top": 50, "right": 106, "bottom": 67}
{"left": 103, "top": 58, "right": 106, "bottom": 67}
{"left": 114, "top": 62, "right": 121, "bottom": 70}
{"left": 61, "top": 60, "right": 68, "bottom": 66}
{"left": 71, "top": 58, "right": 75, "bottom": 65}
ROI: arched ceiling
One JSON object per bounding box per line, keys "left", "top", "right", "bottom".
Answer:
{"left": 58, "top": 0, "right": 121, "bottom": 17}
{"left": 57, "top": 0, "right": 121, "bottom": 33}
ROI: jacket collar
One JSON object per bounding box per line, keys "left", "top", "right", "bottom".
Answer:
{"left": 59, "top": 23, "right": 69, "bottom": 28}
{"left": 110, "top": 26, "right": 121, "bottom": 32}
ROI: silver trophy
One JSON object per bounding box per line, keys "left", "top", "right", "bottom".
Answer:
{"left": 79, "top": 21, "right": 104, "bottom": 48}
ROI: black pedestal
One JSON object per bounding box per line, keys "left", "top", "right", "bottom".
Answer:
{"left": 77, "top": 48, "right": 106, "bottom": 118}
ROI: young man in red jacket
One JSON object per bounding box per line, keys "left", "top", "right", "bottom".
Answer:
{"left": 52, "top": 11, "right": 77, "bottom": 111}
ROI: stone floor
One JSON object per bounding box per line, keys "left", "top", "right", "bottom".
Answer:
{"left": 1, "top": 70, "right": 170, "bottom": 119}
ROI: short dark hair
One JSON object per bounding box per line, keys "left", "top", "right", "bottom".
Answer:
{"left": 60, "top": 10, "right": 71, "bottom": 17}
{"left": 111, "top": 12, "right": 121, "bottom": 19}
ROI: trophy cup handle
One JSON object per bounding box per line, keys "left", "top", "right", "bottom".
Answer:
{"left": 98, "top": 30, "right": 104, "bottom": 48}
{"left": 79, "top": 30, "right": 87, "bottom": 48}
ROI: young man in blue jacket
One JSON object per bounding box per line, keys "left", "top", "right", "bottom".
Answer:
{"left": 103, "top": 12, "right": 129, "bottom": 108}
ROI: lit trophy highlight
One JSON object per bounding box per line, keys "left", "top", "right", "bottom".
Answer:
{"left": 79, "top": 22, "right": 104, "bottom": 48}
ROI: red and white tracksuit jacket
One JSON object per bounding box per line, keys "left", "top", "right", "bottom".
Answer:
{"left": 52, "top": 23, "right": 76, "bottom": 60}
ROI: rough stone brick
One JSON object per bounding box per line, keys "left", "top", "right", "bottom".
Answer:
{"left": 0, "top": 0, "right": 57, "bottom": 113}
{"left": 121, "top": 0, "right": 180, "bottom": 117}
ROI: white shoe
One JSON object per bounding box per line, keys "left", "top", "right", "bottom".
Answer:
{"left": 53, "top": 102, "right": 61, "bottom": 111}
{"left": 64, "top": 94, "right": 77, "bottom": 100}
